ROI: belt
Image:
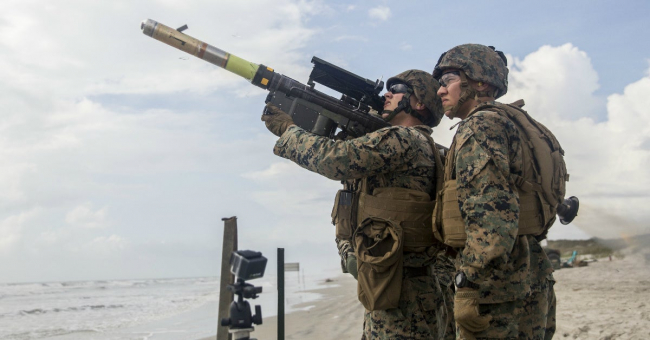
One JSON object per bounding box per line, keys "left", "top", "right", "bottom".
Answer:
{"left": 403, "top": 266, "right": 430, "bottom": 278}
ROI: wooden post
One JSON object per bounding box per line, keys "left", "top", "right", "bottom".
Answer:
{"left": 217, "top": 216, "right": 238, "bottom": 340}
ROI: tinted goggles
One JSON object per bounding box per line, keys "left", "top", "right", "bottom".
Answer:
{"left": 388, "top": 83, "right": 411, "bottom": 94}
{"left": 439, "top": 71, "right": 461, "bottom": 88}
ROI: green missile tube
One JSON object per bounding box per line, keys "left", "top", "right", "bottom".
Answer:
{"left": 141, "top": 19, "right": 275, "bottom": 87}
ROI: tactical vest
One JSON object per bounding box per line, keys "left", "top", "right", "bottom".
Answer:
{"left": 350, "top": 126, "right": 444, "bottom": 311}
{"left": 354, "top": 126, "right": 444, "bottom": 251}
{"left": 357, "top": 187, "right": 436, "bottom": 251}
{"left": 332, "top": 126, "right": 444, "bottom": 247}
{"left": 433, "top": 100, "right": 569, "bottom": 248}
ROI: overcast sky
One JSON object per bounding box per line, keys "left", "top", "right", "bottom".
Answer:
{"left": 1, "top": 0, "right": 649, "bottom": 283}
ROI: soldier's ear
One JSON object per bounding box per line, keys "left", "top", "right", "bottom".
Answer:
{"left": 472, "top": 81, "right": 491, "bottom": 92}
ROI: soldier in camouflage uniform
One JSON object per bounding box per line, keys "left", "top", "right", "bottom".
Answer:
{"left": 432, "top": 44, "right": 556, "bottom": 340}
{"left": 262, "top": 70, "right": 456, "bottom": 339}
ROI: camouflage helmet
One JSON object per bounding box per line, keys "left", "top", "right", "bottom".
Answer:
{"left": 385, "top": 69, "right": 444, "bottom": 127}
{"left": 432, "top": 44, "right": 509, "bottom": 98}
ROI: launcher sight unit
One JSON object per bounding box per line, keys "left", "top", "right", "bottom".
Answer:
{"left": 141, "top": 19, "right": 388, "bottom": 138}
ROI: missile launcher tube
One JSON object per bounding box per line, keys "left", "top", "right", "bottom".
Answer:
{"left": 141, "top": 19, "right": 260, "bottom": 81}
{"left": 141, "top": 19, "right": 390, "bottom": 137}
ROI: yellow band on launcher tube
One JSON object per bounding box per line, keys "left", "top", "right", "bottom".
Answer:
{"left": 225, "top": 54, "right": 260, "bottom": 81}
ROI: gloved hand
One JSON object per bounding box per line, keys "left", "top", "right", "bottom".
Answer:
{"left": 346, "top": 253, "right": 358, "bottom": 280}
{"left": 261, "top": 103, "right": 295, "bottom": 137}
{"left": 454, "top": 288, "right": 492, "bottom": 337}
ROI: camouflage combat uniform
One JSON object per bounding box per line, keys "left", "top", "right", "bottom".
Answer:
{"left": 273, "top": 124, "right": 456, "bottom": 339}
{"left": 448, "top": 104, "right": 556, "bottom": 340}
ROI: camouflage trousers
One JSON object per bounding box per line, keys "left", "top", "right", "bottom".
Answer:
{"left": 362, "top": 274, "right": 456, "bottom": 339}
{"left": 456, "top": 278, "right": 556, "bottom": 340}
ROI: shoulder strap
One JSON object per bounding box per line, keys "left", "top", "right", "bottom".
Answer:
{"left": 414, "top": 126, "right": 444, "bottom": 197}
{"left": 470, "top": 102, "right": 541, "bottom": 191}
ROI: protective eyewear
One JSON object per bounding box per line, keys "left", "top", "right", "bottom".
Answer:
{"left": 388, "top": 83, "right": 411, "bottom": 94}
{"left": 439, "top": 71, "right": 461, "bottom": 88}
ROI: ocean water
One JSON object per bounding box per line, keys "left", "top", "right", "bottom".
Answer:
{"left": 0, "top": 273, "right": 332, "bottom": 340}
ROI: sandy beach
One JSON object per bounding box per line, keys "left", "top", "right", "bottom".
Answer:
{"left": 203, "top": 249, "right": 650, "bottom": 340}
{"left": 552, "top": 249, "right": 650, "bottom": 339}
{"left": 201, "top": 274, "right": 364, "bottom": 340}
{"left": 251, "top": 274, "right": 364, "bottom": 339}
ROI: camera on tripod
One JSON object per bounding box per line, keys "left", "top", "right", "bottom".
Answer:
{"left": 221, "top": 250, "right": 267, "bottom": 340}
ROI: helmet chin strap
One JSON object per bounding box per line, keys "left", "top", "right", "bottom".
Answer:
{"left": 383, "top": 91, "right": 428, "bottom": 124}
{"left": 446, "top": 71, "right": 497, "bottom": 119}
{"left": 382, "top": 91, "right": 411, "bottom": 123}
{"left": 446, "top": 71, "right": 476, "bottom": 119}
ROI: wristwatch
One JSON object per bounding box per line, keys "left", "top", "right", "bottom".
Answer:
{"left": 455, "top": 271, "right": 479, "bottom": 289}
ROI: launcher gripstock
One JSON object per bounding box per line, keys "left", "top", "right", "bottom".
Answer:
{"left": 141, "top": 19, "right": 389, "bottom": 138}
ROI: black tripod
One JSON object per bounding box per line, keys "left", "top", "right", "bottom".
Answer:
{"left": 221, "top": 279, "right": 263, "bottom": 340}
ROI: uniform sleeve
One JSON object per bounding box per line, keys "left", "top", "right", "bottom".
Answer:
{"left": 454, "top": 112, "right": 520, "bottom": 284}
{"left": 272, "top": 125, "right": 420, "bottom": 181}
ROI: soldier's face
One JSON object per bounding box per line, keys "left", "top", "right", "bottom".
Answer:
{"left": 382, "top": 90, "right": 406, "bottom": 114}
{"left": 437, "top": 71, "right": 462, "bottom": 118}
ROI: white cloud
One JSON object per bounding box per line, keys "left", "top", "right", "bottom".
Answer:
{"left": 241, "top": 161, "right": 341, "bottom": 244}
{"left": 0, "top": 0, "right": 329, "bottom": 282}
{"left": 65, "top": 203, "right": 109, "bottom": 229}
{"left": 242, "top": 161, "right": 299, "bottom": 180}
{"left": 400, "top": 42, "right": 413, "bottom": 51}
{"left": 0, "top": 163, "right": 35, "bottom": 207}
{"left": 368, "top": 6, "right": 392, "bottom": 21}
{"left": 0, "top": 210, "right": 39, "bottom": 251}
{"left": 37, "top": 231, "right": 60, "bottom": 246}
{"left": 0, "top": 0, "right": 323, "bottom": 207}
{"left": 499, "top": 44, "right": 650, "bottom": 239}
{"left": 82, "top": 234, "right": 127, "bottom": 254}
{"left": 431, "top": 117, "right": 461, "bottom": 149}
{"left": 71, "top": 234, "right": 132, "bottom": 261}
{"left": 503, "top": 43, "right": 601, "bottom": 121}
{"left": 0, "top": 0, "right": 322, "bottom": 98}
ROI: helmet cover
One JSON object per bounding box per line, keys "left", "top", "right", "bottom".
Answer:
{"left": 433, "top": 44, "right": 508, "bottom": 98}
{"left": 386, "top": 70, "right": 444, "bottom": 127}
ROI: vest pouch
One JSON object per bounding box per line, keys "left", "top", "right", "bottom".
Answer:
{"left": 440, "top": 179, "right": 547, "bottom": 245}
{"left": 517, "top": 191, "right": 545, "bottom": 236}
{"left": 441, "top": 180, "right": 467, "bottom": 248}
{"left": 359, "top": 188, "right": 437, "bottom": 252}
{"left": 354, "top": 216, "right": 403, "bottom": 311}
{"left": 332, "top": 190, "right": 357, "bottom": 241}
{"left": 432, "top": 189, "right": 445, "bottom": 243}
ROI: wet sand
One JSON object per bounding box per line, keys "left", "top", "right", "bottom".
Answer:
{"left": 200, "top": 274, "right": 364, "bottom": 340}
{"left": 251, "top": 274, "right": 364, "bottom": 339}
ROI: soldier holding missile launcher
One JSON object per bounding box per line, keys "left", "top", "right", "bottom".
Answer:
{"left": 262, "top": 70, "right": 456, "bottom": 339}
{"left": 141, "top": 19, "right": 456, "bottom": 339}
